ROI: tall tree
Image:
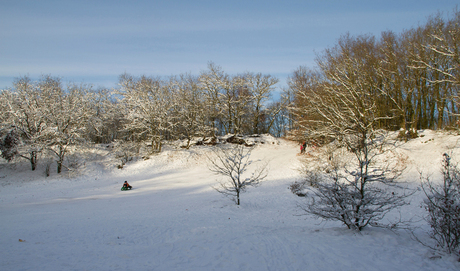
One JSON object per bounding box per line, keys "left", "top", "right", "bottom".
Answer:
{"left": 247, "top": 73, "right": 279, "bottom": 134}
{"left": 171, "top": 74, "right": 212, "bottom": 147}
{"left": 39, "top": 76, "right": 94, "bottom": 173}
{"left": 116, "top": 74, "right": 177, "bottom": 152}
{"left": 1, "top": 76, "right": 47, "bottom": 170}
{"left": 199, "top": 62, "right": 227, "bottom": 136}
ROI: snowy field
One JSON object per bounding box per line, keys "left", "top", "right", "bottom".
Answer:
{"left": 1, "top": 131, "right": 460, "bottom": 271}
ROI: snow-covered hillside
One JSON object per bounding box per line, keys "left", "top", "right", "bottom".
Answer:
{"left": 1, "top": 132, "right": 459, "bottom": 270}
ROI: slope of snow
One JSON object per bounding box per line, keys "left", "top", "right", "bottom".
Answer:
{"left": 1, "top": 131, "right": 459, "bottom": 270}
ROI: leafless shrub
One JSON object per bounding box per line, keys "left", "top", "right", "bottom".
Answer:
{"left": 418, "top": 153, "right": 460, "bottom": 258}
{"left": 208, "top": 144, "right": 268, "bottom": 205}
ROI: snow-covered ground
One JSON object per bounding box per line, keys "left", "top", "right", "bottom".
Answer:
{"left": 1, "top": 132, "right": 460, "bottom": 270}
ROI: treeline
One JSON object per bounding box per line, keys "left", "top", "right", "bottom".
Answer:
{"left": 287, "top": 10, "right": 460, "bottom": 137}
{"left": 2, "top": 9, "right": 459, "bottom": 171}
{"left": 115, "top": 63, "right": 286, "bottom": 150}
{"left": 0, "top": 63, "right": 288, "bottom": 171}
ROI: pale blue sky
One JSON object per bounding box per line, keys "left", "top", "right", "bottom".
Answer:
{"left": 0, "top": 0, "right": 458, "bottom": 90}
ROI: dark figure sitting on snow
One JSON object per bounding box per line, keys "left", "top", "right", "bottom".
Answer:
{"left": 123, "top": 181, "right": 132, "bottom": 190}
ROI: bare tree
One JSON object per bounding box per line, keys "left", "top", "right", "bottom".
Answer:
{"left": 291, "top": 35, "right": 413, "bottom": 230}
{"left": 298, "top": 141, "right": 411, "bottom": 231}
{"left": 208, "top": 144, "right": 268, "bottom": 205}
{"left": 247, "top": 73, "right": 280, "bottom": 134}
{"left": 266, "top": 100, "right": 289, "bottom": 137}
{"left": 378, "top": 30, "right": 417, "bottom": 136}
{"left": 287, "top": 66, "right": 325, "bottom": 138}
{"left": 199, "top": 63, "right": 281, "bottom": 136}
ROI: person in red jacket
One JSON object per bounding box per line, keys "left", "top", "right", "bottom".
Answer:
{"left": 123, "top": 181, "right": 132, "bottom": 189}
{"left": 300, "top": 141, "right": 307, "bottom": 154}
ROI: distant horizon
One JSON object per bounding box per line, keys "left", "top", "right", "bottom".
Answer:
{"left": 1, "top": 1, "right": 458, "bottom": 91}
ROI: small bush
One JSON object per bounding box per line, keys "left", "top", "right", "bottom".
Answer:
{"left": 0, "top": 129, "right": 19, "bottom": 162}
{"left": 421, "top": 153, "right": 460, "bottom": 258}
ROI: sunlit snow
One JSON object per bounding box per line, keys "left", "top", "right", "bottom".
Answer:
{"left": 1, "top": 132, "right": 459, "bottom": 270}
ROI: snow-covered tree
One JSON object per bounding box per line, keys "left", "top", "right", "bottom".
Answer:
{"left": 0, "top": 90, "right": 9, "bottom": 125}
{"left": 208, "top": 144, "right": 268, "bottom": 205}
{"left": 224, "top": 73, "right": 252, "bottom": 135}
{"left": 39, "top": 76, "right": 94, "bottom": 173}
{"left": 421, "top": 153, "right": 460, "bottom": 257}
{"left": 116, "top": 74, "right": 177, "bottom": 152}
{"left": 1, "top": 77, "right": 47, "bottom": 170}
{"left": 0, "top": 76, "right": 95, "bottom": 172}
{"left": 199, "top": 62, "right": 227, "bottom": 136}
{"left": 172, "top": 74, "right": 212, "bottom": 148}
{"left": 85, "top": 87, "right": 126, "bottom": 144}
{"left": 298, "top": 140, "right": 411, "bottom": 230}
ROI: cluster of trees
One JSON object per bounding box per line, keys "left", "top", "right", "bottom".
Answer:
{"left": 288, "top": 11, "right": 460, "bottom": 138}
{"left": 283, "top": 17, "right": 460, "bottom": 234}
{"left": 116, "top": 63, "right": 284, "bottom": 152}
{"left": 286, "top": 10, "right": 460, "bottom": 257}
{"left": 0, "top": 63, "right": 287, "bottom": 172}
{"left": 0, "top": 76, "right": 95, "bottom": 172}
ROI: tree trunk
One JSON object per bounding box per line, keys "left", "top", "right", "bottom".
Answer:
{"left": 57, "top": 146, "right": 64, "bottom": 174}
{"left": 30, "top": 151, "right": 37, "bottom": 171}
{"left": 57, "top": 160, "right": 62, "bottom": 174}
{"left": 236, "top": 190, "right": 240, "bottom": 205}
